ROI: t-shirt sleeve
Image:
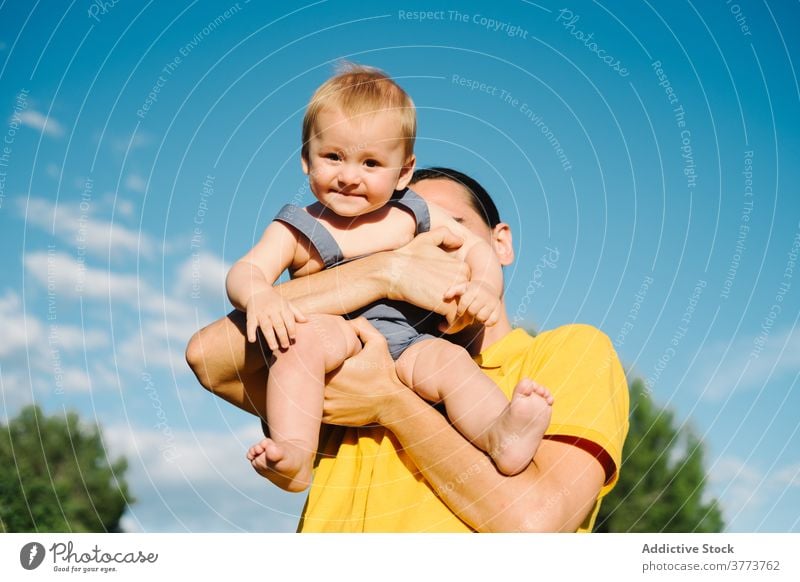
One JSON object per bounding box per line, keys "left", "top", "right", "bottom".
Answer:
{"left": 529, "top": 324, "right": 630, "bottom": 489}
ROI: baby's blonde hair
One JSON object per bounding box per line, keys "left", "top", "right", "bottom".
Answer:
{"left": 302, "top": 62, "right": 416, "bottom": 161}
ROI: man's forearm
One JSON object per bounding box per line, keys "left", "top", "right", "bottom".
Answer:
{"left": 275, "top": 252, "right": 390, "bottom": 315}
{"left": 275, "top": 229, "right": 468, "bottom": 320}
{"left": 380, "top": 390, "right": 570, "bottom": 532}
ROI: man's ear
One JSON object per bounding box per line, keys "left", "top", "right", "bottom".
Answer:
{"left": 492, "top": 223, "right": 514, "bottom": 266}
{"left": 396, "top": 154, "right": 416, "bottom": 190}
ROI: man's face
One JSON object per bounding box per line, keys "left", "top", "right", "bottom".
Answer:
{"left": 409, "top": 178, "right": 494, "bottom": 243}
{"left": 413, "top": 176, "right": 513, "bottom": 342}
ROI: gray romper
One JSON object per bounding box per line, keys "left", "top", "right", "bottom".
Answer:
{"left": 274, "top": 189, "right": 441, "bottom": 360}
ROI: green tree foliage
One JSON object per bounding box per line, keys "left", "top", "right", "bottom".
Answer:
{"left": 0, "top": 405, "right": 132, "bottom": 532}
{"left": 596, "top": 379, "right": 724, "bottom": 532}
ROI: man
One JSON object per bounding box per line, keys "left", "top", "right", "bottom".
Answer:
{"left": 185, "top": 168, "right": 629, "bottom": 532}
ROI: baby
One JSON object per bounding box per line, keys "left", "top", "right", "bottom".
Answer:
{"left": 227, "top": 64, "right": 553, "bottom": 492}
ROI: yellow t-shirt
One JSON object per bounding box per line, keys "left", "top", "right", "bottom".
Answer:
{"left": 298, "top": 325, "right": 629, "bottom": 532}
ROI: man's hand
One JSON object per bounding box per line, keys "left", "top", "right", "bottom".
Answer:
{"left": 245, "top": 287, "right": 307, "bottom": 351}
{"left": 322, "top": 318, "right": 408, "bottom": 427}
{"left": 386, "top": 227, "right": 470, "bottom": 327}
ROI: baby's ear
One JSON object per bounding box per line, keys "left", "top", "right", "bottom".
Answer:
{"left": 396, "top": 154, "right": 416, "bottom": 190}
{"left": 301, "top": 154, "right": 310, "bottom": 175}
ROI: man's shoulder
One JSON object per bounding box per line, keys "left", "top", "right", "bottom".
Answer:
{"left": 531, "top": 323, "right": 615, "bottom": 355}
{"left": 537, "top": 323, "right": 610, "bottom": 340}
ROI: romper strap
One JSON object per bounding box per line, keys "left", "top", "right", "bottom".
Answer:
{"left": 274, "top": 204, "right": 344, "bottom": 269}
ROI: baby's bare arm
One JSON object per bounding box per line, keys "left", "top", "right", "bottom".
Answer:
{"left": 226, "top": 221, "right": 299, "bottom": 312}
{"left": 225, "top": 221, "right": 308, "bottom": 350}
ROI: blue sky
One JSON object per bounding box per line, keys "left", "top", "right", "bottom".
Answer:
{"left": 1, "top": 0, "right": 798, "bottom": 532}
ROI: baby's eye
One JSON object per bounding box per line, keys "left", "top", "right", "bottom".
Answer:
{"left": 364, "top": 159, "right": 380, "bottom": 168}
{"left": 324, "top": 153, "right": 340, "bottom": 161}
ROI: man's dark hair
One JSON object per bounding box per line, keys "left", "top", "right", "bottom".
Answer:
{"left": 409, "top": 167, "right": 501, "bottom": 228}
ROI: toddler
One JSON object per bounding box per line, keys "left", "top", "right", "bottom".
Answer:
{"left": 227, "top": 64, "right": 553, "bottom": 491}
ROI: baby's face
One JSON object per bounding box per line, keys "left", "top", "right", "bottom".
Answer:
{"left": 302, "top": 107, "right": 414, "bottom": 217}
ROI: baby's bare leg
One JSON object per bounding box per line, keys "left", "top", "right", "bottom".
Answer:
{"left": 247, "top": 314, "right": 360, "bottom": 492}
{"left": 396, "top": 338, "right": 553, "bottom": 476}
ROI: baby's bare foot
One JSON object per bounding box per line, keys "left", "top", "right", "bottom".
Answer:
{"left": 486, "top": 379, "right": 554, "bottom": 476}
{"left": 247, "top": 437, "right": 313, "bottom": 492}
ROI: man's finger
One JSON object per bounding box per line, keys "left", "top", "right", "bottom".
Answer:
{"left": 348, "top": 317, "right": 385, "bottom": 346}
{"left": 443, "top": 282, "right": 468, "bottom": 300}
{"left": 284, "top": 310, "right": 297, "bottom": 340}
{"left": 290, "top": 303, "right": 308, "bottom": 323}
{"left": 421, "top": 226, "right": 463, "bottom": 251}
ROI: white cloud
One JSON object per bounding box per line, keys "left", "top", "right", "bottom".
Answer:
{"left": 0, "top": 288, "right": 115, "bottom": 409}
{"left": 22, "top": 247, "right": 231, "bottom": 376}
{"left": 117, "top": 199, "right": 135, "bottom": 218}
{"left": 111, "top": 131, "right": 153, "bottom": 153}
{"left": 0, "top": 289, "right": 106, "bottom": 358}
{"left": 124, "top": 173, "right": 147, "bottom": 194}
{"left": 18, "top": 110, "right": 64, "bottom": 137}
{"left": 696, "top": 326, "right": 800, "bottom": 401}
{"left": 57, "top": 367, "right": 92, "bottom": 393}
{"left": 707, "top": 456, "right": 763, "bottom": 531}
{"left": 20, "top": 197, "right": 155, "bottom": 258}
{"left": 0, "top": 370, "right": 34, "bottom": 424}
{"left": 772, "top": 464, "right": 800, "bottom": 488}
{"left": 0, "top": 290, "right": 45, "bottom": 357}
{"left": 174, "top": 252, "right": 230, "bottom": 304}
{"left": 99, "top": 192, "right": 137, "bottom": 219}
{"left": 102, "top": 422, "right": 305, "bottom": 531}
{"left": 708, "top": 456, "right": 800, "bottom": 531}
{"left": 118, "top": 512, "right": 144, "bottom": 533}
{"left": 105, "top": 423, "right": 263, "bottom": 484}
{"left": 25, "top": 251, "right": 140, "bottom": 304}
{"left": 124, "top": 253, "right": 230, "bottom": 372}
{"left": 24, "top": 251, "right": 200, "bottom": 325}
{"left": 46, "top": 163, "right": 60, "bottom": 179}
{"left": 11, "top": 241, "right": 302, "bottom": 531}
{"left": 114, "top": 278, "right": 214, "bottom": 375}
{"left": 127, "top": 252, "right": 232, "bottom": 374}
{"left": 117, "top": 324, "right": 192, "bottom": 375}
{"left": 55, "top": 325, "right": 108, "bottom": 351}
{"left": 22, "top": 250, "right": 214, "bottom": 373}
{"left": 710, "top": 456, "right": 762, "bottom": 499}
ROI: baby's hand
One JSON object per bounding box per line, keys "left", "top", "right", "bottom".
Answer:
{"left": 245, "top": 288, "right": 307, "bottom": 350}
{"left": 443, "top": 281, "right": 502, "bottom": 328}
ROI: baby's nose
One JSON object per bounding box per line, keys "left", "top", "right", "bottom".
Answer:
{"left": 337, "top": 164, "right": 362, "bottom": 186}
